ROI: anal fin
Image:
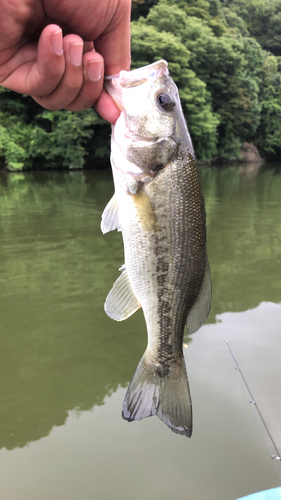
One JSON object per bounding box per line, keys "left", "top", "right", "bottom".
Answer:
{"left": 186, "top": 259, "right": 212, "bottom": 334}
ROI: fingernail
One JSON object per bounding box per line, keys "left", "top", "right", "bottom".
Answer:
{"left": 69, "top": 43, "right": 83, "bottom": 66}
{"left": 87, "top": 60, "right": 103, "bottom": 81}
{"left": 51, "top": 29, "right": 63, "bottom": 56}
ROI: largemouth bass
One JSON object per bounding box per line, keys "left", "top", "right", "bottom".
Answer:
{"left": 102, "top": 60, "right": 211, "bottom": 437}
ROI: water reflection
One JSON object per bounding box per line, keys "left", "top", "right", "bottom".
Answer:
{"left": 0, "top": 165, "right": 280, "bottom": 454}
{"left": 201, "top": 163, "right": 281, "bottom": 314}
{"left": 0, "top": 301, "right": 280, "bottom": 500}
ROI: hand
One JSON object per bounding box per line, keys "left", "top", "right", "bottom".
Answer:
{"left": 0, "top": 0, "right": 131, "bottom": 122}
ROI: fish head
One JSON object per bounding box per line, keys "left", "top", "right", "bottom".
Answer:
{"left": 105, "top": 60, "right": 190, "bottom": 179}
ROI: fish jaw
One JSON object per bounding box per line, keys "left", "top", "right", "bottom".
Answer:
{"left": 105, "top": 60, "right": 169, "bottom": 110}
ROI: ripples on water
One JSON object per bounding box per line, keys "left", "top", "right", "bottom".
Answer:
{"left": 0, "top": 164, "right": 280, "bottom": 500}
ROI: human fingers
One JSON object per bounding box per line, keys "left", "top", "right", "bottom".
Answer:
{"left": 64, "top": 48, "right": 104, "bottom": 111}
{"left": 0, "top": 24, "right": 65, "bottom": 96}
{"left": 90, "top": 0, "right": 131, "bottom": 123}
{"left": 94, "top": 0, "right": 131, "bottom": 77}
{"left": 95, "top": 88, "right": 121, "bottom": 124}
{"left": 33, "top": 33, "right": 89, "bottom": 110}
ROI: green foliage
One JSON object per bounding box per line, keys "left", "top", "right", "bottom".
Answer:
{"left": 168, "top": 0, "right": 228, "bottom": 36}
{"left": 29, "top": 109, "right": 103, "bottom": 169}
{"left": 0, "top": 97, "right": 33, "bottom": 171}
{"left": 142, "top": 1, "right": 263, "bottom": 158}
{"left": 1, "top": 0, "right": 281, "bottom": 169}
{"left": 133, "top": 0, "right": 281, "bottom": 161}
{"left": 221, "top": 7, "right": 249, "bottom": 37}
{"left": 131, "top": 0, "right": 159, "bottom": 21}
{"left": 0, "top": 88, "right": 110, "bottom": 171}
{"left": 226, "top": 0, "right": 281, "bottom": 56}
{"left": 256, "top": 56, "right": 281, "bottom": 156}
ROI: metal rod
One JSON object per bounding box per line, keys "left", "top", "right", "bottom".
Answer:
{"left": 224, "top": 339, "right": 281, "bottom": 461}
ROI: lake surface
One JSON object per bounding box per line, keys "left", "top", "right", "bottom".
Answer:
{"left": 0, "top": 163, "right": 280, "bottom": 500}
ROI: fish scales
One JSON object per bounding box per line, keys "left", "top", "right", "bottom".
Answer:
{"left": 102, "top": 60, "right": 211, "bottom": 437}
{"left": 131, "top": 160, "right": 204, "bottom": 359}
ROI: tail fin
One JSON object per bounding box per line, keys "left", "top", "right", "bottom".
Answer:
{"left": 122, "top": 353, "right": 192, "bottom": 437}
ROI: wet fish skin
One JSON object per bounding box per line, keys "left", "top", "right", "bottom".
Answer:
{"left": 102, "top": 60, "right": 211, "bottom": 437}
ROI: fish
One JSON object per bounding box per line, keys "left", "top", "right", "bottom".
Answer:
{"left": 101, "top": 60, "right": 211, "bottom": 438}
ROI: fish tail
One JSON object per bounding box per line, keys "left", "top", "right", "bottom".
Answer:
{"left": 122, "top": 353, "right": 192, "bottom": 437}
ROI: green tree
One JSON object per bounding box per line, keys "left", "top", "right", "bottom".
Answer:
{"left": 226, "top": 0, "right": 281, "bottom": 56}
{"left": 256, "top": 56, "right": 281, "bottom": 157}
{"left": 1, "top": 0, "right": 281, "bottom": 169}
{"left": 0, "top": 87, "right": 110, "bottom": 171}
{"left": 0, "top": 88, "right": 33, "bottom": 170}
{"left": 143, "top": 0, "right": 266, "bottom": 159}
{"left": 170, "top": 0, "right": 228, "bottom": 36}
{"left": 131, "top": 0, "right": 159, "bottom": 20}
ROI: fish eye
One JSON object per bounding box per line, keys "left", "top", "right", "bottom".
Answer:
{"left": 157, "top": 93, "right": 175, "bottom": 112}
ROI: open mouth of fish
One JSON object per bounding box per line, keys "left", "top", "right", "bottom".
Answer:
{"left": 105, "top": 60, "right": 170, "bottom": 111}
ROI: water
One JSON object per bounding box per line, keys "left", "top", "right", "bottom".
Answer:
{"left": 0, "top": 164, "right": 280, "bottom": 500}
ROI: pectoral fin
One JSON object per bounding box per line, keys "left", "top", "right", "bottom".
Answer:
{"left": 186, "top": 259, "right": 212, "bottom": 334}
{"left": 101, "top": 194, "right": 120, "bottom": 234}
{"left": 105, "top": 266, "right": 141, "bottom": 321}
{"left": 130, "top": 188, "right": 158, "bottom": 234}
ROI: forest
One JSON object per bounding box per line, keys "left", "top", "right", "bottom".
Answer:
{"left": 0, "top": 0, "right": 281, "bottom": 170}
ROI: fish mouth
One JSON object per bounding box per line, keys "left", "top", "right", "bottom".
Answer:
{"left": 105, "top": 60, "right": 169, "bottom": 110}
{"left": 119, "top": 59, "right": 169, "bottom": 87}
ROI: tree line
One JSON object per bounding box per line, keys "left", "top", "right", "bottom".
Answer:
{"left": 0, "top": 0, "right": 281, "bottom": 170}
